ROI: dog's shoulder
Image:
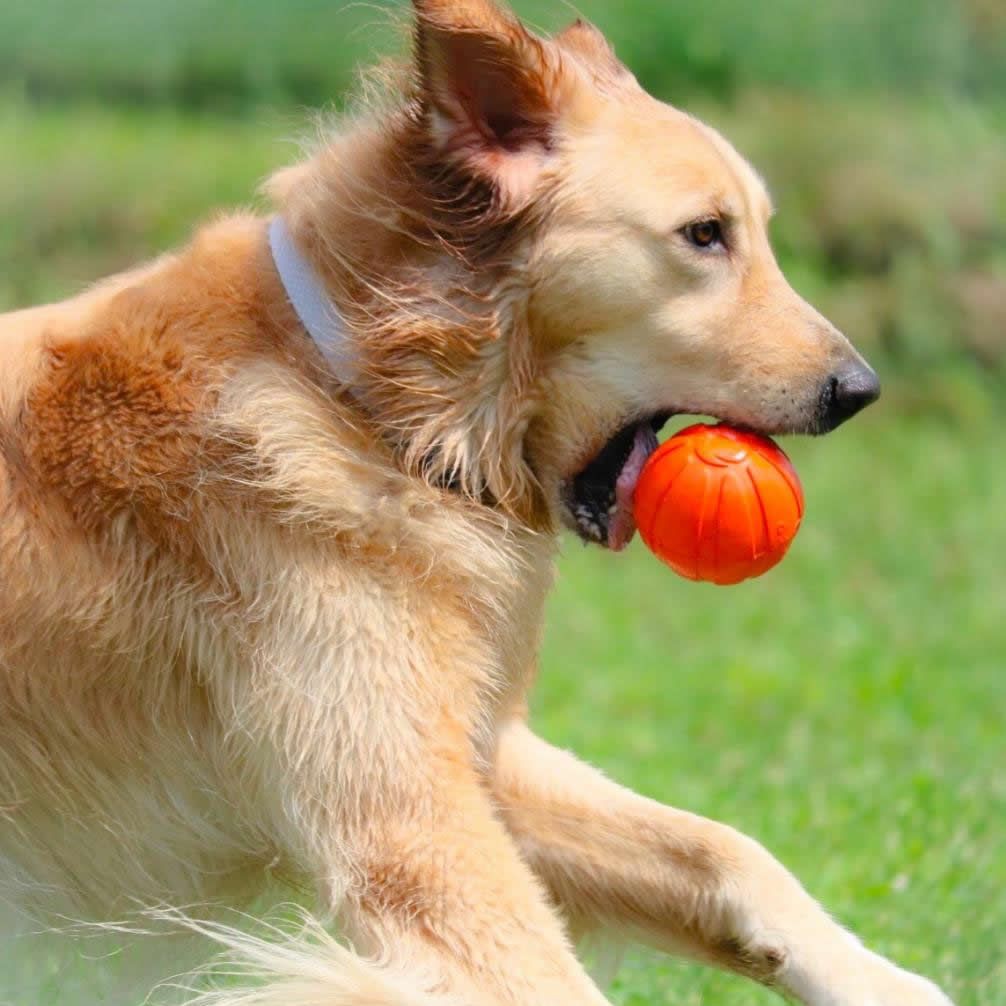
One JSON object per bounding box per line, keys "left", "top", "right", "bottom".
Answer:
{"left": 0, "top": 214, "right": 299, "bottom": 532}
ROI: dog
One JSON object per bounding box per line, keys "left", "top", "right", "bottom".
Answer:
{"left": 0, "top": 1, "right": 953, "bottom": 1003}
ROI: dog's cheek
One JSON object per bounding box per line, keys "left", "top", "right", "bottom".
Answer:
{"left": 528, "top": 231, "right": 664, "bottom": 349}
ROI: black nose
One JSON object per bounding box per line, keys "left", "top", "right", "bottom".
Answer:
{"left": 818, "top": 364, "right": 881, "bottom": 432}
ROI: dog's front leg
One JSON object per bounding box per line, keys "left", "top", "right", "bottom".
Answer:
{"left": 325, "top": 732, "right": 612, "bottom": 1006}
{"left": 493, "top": 719, "right": 953, "bottom": 1006}
{"left": 244, "top": 655, "right": 612, "bottom": 1006}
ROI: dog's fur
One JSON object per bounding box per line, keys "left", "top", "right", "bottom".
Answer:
{"left": 0, "top": 2, "right": 952, "bottom": 1003}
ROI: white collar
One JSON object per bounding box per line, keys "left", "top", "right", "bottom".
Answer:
{"left": 268, "top": 215, "right": 356, "bottom": 382}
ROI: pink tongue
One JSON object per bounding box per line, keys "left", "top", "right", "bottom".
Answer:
{"left": 608, "top": 424, "right": 659, "bottom": 552}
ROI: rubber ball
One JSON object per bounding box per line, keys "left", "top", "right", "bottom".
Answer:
{"left": 633, "top": 423, "right": 804, "bottom": 585}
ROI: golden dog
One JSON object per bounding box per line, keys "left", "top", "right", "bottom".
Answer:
{"left": 0, "top": 1, "right": 951, "bottom": 1003}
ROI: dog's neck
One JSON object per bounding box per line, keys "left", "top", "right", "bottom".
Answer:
{"left": 265, "top": 119, "right": 551, "bottom": 531}
{"left": 269, "top": 220, "right": 488, "bottom": 501}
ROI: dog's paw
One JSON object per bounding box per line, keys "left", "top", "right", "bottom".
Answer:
{"left": 796, "top": 948, "right": 955, "bottom": 1006}
{"left": 854, "top": 951, "right": 954, "bottom": 1006}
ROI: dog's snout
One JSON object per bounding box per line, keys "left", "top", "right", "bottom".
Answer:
{"left": 818, "top": 364, "right": 881, "bottom": 432}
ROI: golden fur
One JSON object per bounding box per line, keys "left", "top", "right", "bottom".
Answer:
{"left": 0, "top": 2, "right": 951, "bottom": 1003}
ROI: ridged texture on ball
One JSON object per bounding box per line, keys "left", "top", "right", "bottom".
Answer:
{"left": 634, "top": 424, "right": 804, "bottom": 586}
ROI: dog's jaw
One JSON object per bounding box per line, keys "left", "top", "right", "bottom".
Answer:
{"left": 560, "top": 414, "right": 669, "bottom": 550}
{"left": 608, "top": 423, "right": 659, "bottom": 550}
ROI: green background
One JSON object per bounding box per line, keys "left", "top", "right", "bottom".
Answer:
{"left": 2, "top": 1, "right": 1004, "bottom": 1003}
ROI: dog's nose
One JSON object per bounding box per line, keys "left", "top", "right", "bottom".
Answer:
{"left": 819, "top": 364, "right": 881, "bottom": 432}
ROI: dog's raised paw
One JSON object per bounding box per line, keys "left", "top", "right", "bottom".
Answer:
{"left": 809, "top": 952, "right": 955, "bottom": 1006}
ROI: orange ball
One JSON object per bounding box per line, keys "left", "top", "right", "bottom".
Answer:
{"left": 633, "top": 424, "right": 804, "bottom": 586}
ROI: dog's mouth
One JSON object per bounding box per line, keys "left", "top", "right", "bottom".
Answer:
{"left": 560, "top": 412, "right": 674, "bottom": 551}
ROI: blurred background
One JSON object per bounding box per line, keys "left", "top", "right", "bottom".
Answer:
{"left": 2, "top": 1, "right": 1004, "bottom": 1004}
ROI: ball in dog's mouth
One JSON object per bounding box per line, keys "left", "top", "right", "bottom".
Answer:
{"left": 562, "top": 413, "right": 672, "bottom": 550}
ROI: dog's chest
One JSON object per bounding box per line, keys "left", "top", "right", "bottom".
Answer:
{"left": 460, "top": 537, "right": 557, "bottom": 751}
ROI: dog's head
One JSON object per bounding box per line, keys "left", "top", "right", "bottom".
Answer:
{"left": 325, "top": 1, "right": 879, "bottom": 545}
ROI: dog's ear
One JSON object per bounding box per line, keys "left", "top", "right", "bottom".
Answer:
{"left": 412, "top": 0, "right": 561, "bottom": 211}
{"left": 553, "top": 18, "right": 630, "bottom": 84}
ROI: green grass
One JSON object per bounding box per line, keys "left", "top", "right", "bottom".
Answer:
{"left": 2, "top": 88, "right": 1004, "bottom": 1005}
{"left": 0, "top": 99, "right": 287, "bottom": 309}
{"left": 2, "top": 0, "right": 1004, "bottom": 108}
{"left": 539, "top": 409, "right": 1005, "bottom": 1005}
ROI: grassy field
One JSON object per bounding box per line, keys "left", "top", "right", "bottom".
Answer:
{"left": 3, "top": 0, "right": 1003, "bottom": 107}
{"left": 540, "top": 411, "right": 1005, "bottom": 1005}
{"left": 2, "top": 4, "right": 1005, "bottom": 1001}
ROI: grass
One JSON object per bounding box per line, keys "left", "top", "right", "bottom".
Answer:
{"left": 2, "top": 86, "right": 1004, "bottom": 1004}
{"left": 539, "top": 409, "right": 1005, "bottom": 1005}
{"left": 0, "top": 99, "right": 288, "bottom": 309}
{"left": 2, "top": 0, "right": 1004, "bottom": 107}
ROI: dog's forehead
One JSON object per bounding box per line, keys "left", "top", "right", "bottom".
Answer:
{"left": 694, "top": 116, "right": 774, "bottom": 223}
{"left": 562, "top": 94, "right": 772, "bottom": 228}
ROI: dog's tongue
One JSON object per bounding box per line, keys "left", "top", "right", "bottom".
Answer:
{"left": 609, "top": 423, "right": 660, "bottom": 552}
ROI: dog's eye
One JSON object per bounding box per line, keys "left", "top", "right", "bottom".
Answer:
{"left": 684, "top": 219, "right": 724, "bottom": 250}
